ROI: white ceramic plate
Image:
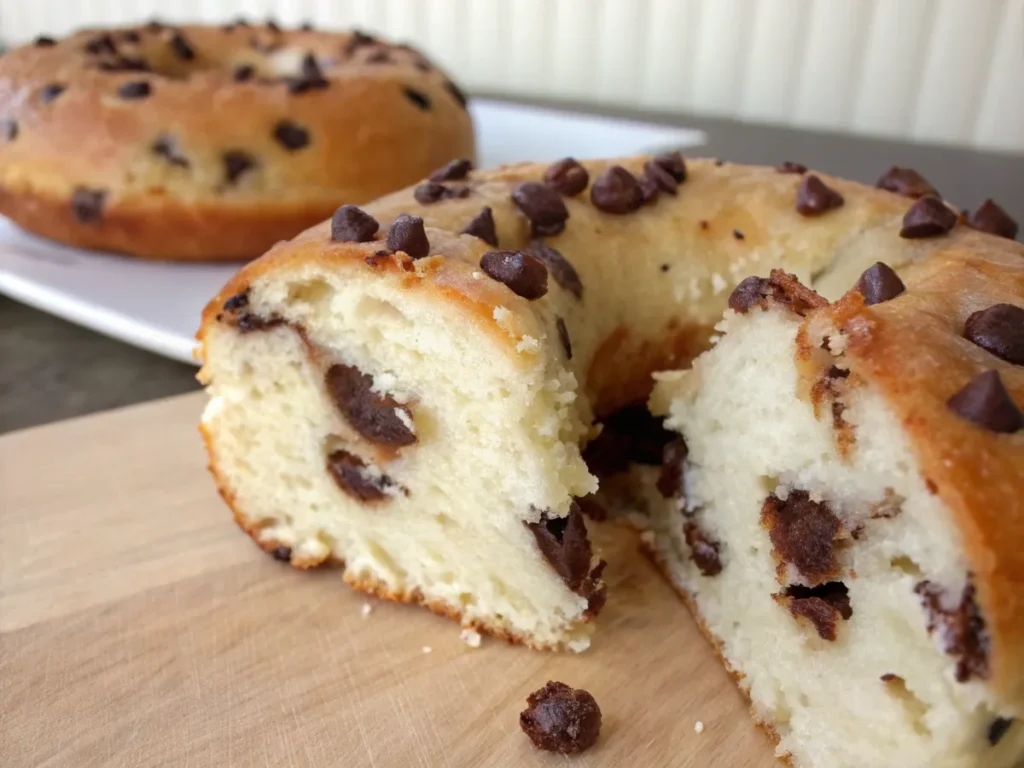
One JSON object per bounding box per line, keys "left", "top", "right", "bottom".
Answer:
{"left": 0, "top": 99, "right": 703, "bottom": 364}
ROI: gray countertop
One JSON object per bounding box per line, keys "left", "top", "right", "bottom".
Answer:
{"left": 3, "top": 98, "right": 1022, "bottom": 435}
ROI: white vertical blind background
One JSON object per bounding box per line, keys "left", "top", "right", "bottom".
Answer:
{"left": 0, "top": 0, "right": 1020, "bottom": 152}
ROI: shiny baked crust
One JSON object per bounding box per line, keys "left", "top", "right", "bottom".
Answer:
{"left": 0, "top": 23, "right": 475, "bottom": 261}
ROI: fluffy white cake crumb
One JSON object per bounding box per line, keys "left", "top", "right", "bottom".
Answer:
{"left": 361, "top": 603, "right": 372, "bottom": 618}
{"left": 460, "top": 628, "right": 482, "bottom": 648}
{"left": 694, "top": 721, "right": 705, "bottom": 734}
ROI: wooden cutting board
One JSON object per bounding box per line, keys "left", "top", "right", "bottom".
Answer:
{"left": 0, "top": 393, "right": 776, "bottom": 768}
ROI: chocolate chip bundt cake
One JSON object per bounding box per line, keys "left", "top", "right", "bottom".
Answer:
{"left": 645, "top": 254, "right": 1024, "bottom": 765}
{"left": 198, "top": 154, "right": 1022, "bottom": 764}
{"left": 0, "top": 22, "right": 474, "bottom": 260}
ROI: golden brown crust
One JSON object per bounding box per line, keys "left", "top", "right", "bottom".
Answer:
{"left": 0, "top": 24, "right": 475, "bottom": 261}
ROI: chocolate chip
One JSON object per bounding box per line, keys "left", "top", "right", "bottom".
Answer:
{"left": 412, "top": 181, "right": 470, "bottom": 204}
{"left": 543, "top": 158, "right": 589, "bottom": 197}
{"left": 71, "top": 187, "right": 106, "bottom": 223}
{"left": 145, "top": 20, "right": 165, "bottom": 32}
{"left": 526, "top": 506, "right": 596, "bottom": 593}
{"left": 429, "top": 158, "right": 472, "bottom": 182}
{"left": 223, "top": 150, "right": 256, "bottom": 184}
{"left": 40, "top": 83, "right": 66, "bottom": 102}
{"left": 326, "top": 449, "right": 395, "bottom": 502}
{"left": 2, "top": 120, "right": 17, "bottom": 141}
{"left": 656, "top": 437, "right": 688, "bottom": 499}
{"left": 117, "top": 80, "right": 151, "bottom": 99}
{"left": 151, "top": 135, "right": 189, "bottom": 168}
{"left": 590, "top": 165, "right": 643, "bottom": 214}
{"left": 300, "top": 21, "right": 315, "bottom": 31}
{"left": 556, "top": 317, "right": 572, "bottom": 359}
{"left": 965, "top": 304, "right": 1024, "bottom": 365}
{"left": 583, "top": 406, "right": 673, "bottom": 477}
{"left": 876, "top": 166, "right": 938, "bottom": 199}
{"left": 84, "top": 34, "right": 117, "bottom": 56}
{"left": 520, "top": 681, "right": 601, "bottom": 755}
{"left": 574, "top": 495, "right": 606, "bottom": 522}
{"left": 776, "top": 582, "right": 852, "bottom": 641}
{"left": 236, "top": 313, "right": 285, "bottom": 333}
{"left": 233, "top": 64, "right": 255, "bottom": 82}
{"left": 460, "top": 207, "right": 498, "bottom": 247}
{"left": 684, "top": 522, "right": 722, "bottom": 576}
{"left": 651, "top": 151, "right": 687, "bottom": 182}
{"left": 288, "top": 54, "right": 329, "bottom": 93}
{"left": 643, "top": 160, "right": 678, "bottom": 196}
{"left": 445, "top": 79, "right": 468, "bottom": 109}
{"left": 660, "top": 264, "right": 670, "bottom": 272}
{"left": 989, "top": 718, "right": 1014, "bottom": 746}
{"left": 222, "top": 290, "right": 249, "bottom": 312}
{"left": 169, "top": 31, "right": 195, "bottom": 60}
{"left": 271, "top": 546, "right": 291, "bottom": 562}
{"left": 855, "top": 262, "right": 905, "bottom": 305}
{"left": 300, "top": 52, "right": 325, "bottom": 81}
{"left": 273, "top": 120, "right": 310, "bottom": 151}
{"left": 96, "top": 56, "right": 150, "bottom": 73}
{"left": 728, "top": 270, "right": 828, "bottom": 316}
{"left": 404, "top": 87, "right": 431, "bottom": 111}
{"left": 947, "top": 370, "right": 1023, "bottom": 433}
{"left": 523, "top": 240, "right": 582, "bottom": 298}
{"left": 796, "top": 175, "right": 844, "bottom": 216}
{"left": 638, "top": 175, "right": 660, "bottom": 205}
{"left": 967, "top": 199, "right": 1018, "bottom": 240}
{"left": 331, "top": 205, "right": 379, "bottom": 243}
{"left": 880, "top": 673, "right": 901, "bottom": 683}
{"left": 512, "top": 181, "right": 570, "bottom": 237}
{"left": 900, "top": 196, "right": 957, "bottom": 238}
{"left": 121, "top": 30, "right": 141, "bottom": 44}
{"left": 343, "top": 30, "right": 377, "bottom": 57}
{"left": 777, "top": 161, "right": 807, "bottom": 174}
{"left": 386, "top": 214, "right": 430, "bottom": 259}
{"left": 733, "top": 229, "right": 744, "bottom": 240}
{"left": 480, "top": 250, "right": 548, "bottom": 300}
{"left": 761, "top": 490, "right": 843, "bottom": 585}
{"left": 34, "top": 36, "right": 57, "bottom": 47}
{"left": 915, "top": 579, "right": 989, "bottom": 683}
{"left": 325, "top": 364, "right": 417, "bottom": 447}
{"left": 265, "top": 19, "right": 281, "bottom": 34}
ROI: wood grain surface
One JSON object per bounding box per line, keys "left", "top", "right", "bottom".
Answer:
{"left": 0, "top": 393, "right": 775, "bottom": 768}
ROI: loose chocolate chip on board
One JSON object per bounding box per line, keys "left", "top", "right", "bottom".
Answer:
{"left": 34, "top": 36, "right": 58, "bottom": 47}
{"left": 40, "top": 83, "right": 66, "bottom": 102}
{"left": 656, "top": 437, "right": 688, "bottom": 499}
{"left": 71, "top": 187, "right": 107, "bottom": 223}
{"left": 684, "top": 522, "right": 722, "bottom": 576}
{"left": 2, "top": 120, "right": 17, "bottom": 141}
{"left": 117, "top": 80, "right": 151, "bottom": 99}
{"left": 445, "top": 79, "right": 469, "bottom": 109}
{"left": 326, "top": 449, "right": 394, "bottom": 502}
{"left": 900, "top": 196, "right": 957, "bottom": 238}
{"left": 429, "top": 158, "right": 472, "bottom": 182}
{"left": 796, "top": 175, "right": 844, "bottom": 216}
{"left": 522, "top": 241, "right": 583, "bottom": 298}
{"left": 404, "top": 87, "right": 431, "bottom": 111}
{"left": 223, "top": 150, "right": 256, "bottom": 184}
{"left": 386, "top": 214, "right": 430, "bottom": 259}
{"left": 271, "top": 546, "right": 291, "bottom": 562}
{"left": 233, "top": 64, "right": 255, "bottom": 82}
{"left": 480, "top": 250, "right": 549, "bottom": 300}
{"left": 777, "top": 582, "right": 852, "bottom": 641}
{"left": 169, "top": 31, "right": 195, "bottom": 60}
{"left": 639, "top": 175, "right": 660, "bottom": 205}
{"left": 876, "top": 166, "right": 939, "bottom": 199}
{"left": 855, "top": 262, "right": 905, "bottom": 305}
{"left": 543, "top": 158, "right": 589, "bottom": 197}
{"left": 527, "top": 506, "right": 594, "bottom": 592}
{"left": 556, "top": 317, "right": 572, "bottom": 359}
{"left": 644, "top": 160, "right": 678, "bottom": 195}
{"left": 915, "top": 579, "right": 990, "bottom": 683}
{"left": 964, "top": 304, "right": 1024, "bottom": 365}
{"left": 989, "top": 718, "right": 1014, "bottom": 746}
{"left": 651, "top": 151, "right": 687, "bottom": 182}
{"left": 520, "top": 681, "right": 602, "bottom": 755}
{"left": 777, "top": 161, "right": 807, "bottom": 174}
{"left": 325, "top": 364, "right": 417, "bottom": 446}
{"left": 84, "top": 33, "right": 117, "bottom": 55}
{"left": 152, "top": 134, "right": 189, "bottom": 167}
{"left": 947, "top": 371, "right": 1024, "bottom": 433}
{"left": 273, "top": 120, "right": 310, "bottom": 150}
{"left": 590, "top": 165, "right": 643, "bottom": 214}
{"left": 967, "top": 199, "right": 1019, "bottom": 240}
{"left": 331, "top": 205, "right": 379, "bottom": 243}
{"left": 761, "top": 491, "right": 843, "bottom": 585}
{"left": 513, "top": 181, "right": 570, "bottom": 237}
{"left": 460, "top": 207, "right": 498, "bottom": 247}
